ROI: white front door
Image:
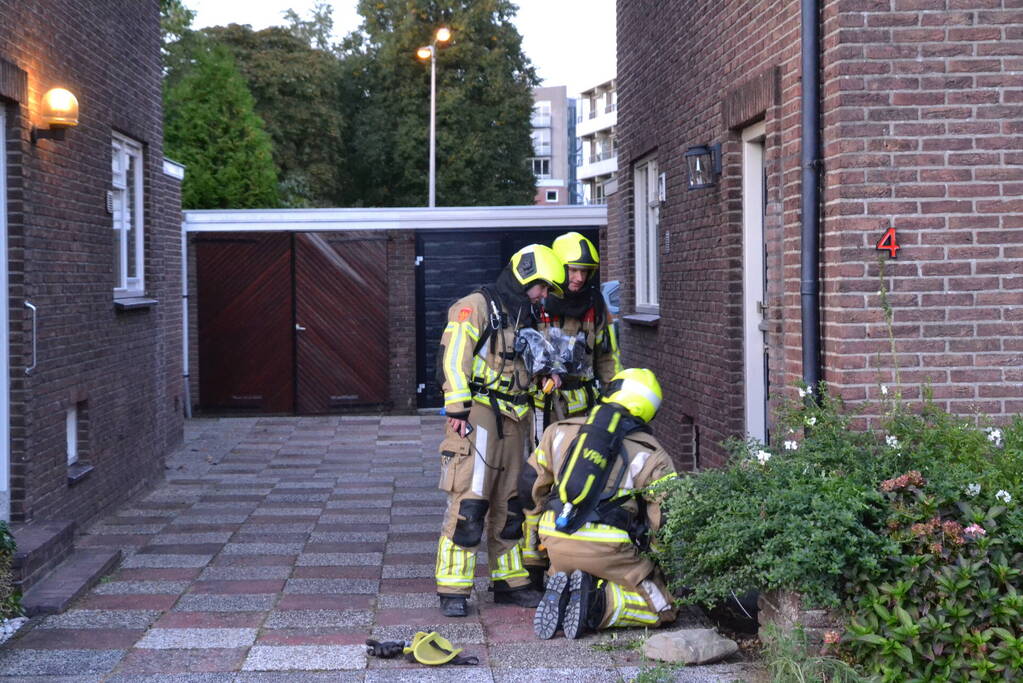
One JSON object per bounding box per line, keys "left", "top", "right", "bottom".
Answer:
{"left": 742, "top": 121, "right": 768, "bottom": 443}
{"left": 0, "top": 110, "right": 9, "bottom": 521}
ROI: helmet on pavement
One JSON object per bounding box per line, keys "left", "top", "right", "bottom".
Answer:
{"left": 510, "top": 244, "right": 565, "bottom": 298}
{"left": 552, "top": 232, "right": 599, "bottom": 270}
{"left": 603, "top": 368, "right": 663, "bottom": 423}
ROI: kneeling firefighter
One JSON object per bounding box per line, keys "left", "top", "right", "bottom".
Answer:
{"left": 434, "top": 244, "right": 566, "bottom": 618}
{"left": 520, "top": 368, "right": 679, "bottom": 639}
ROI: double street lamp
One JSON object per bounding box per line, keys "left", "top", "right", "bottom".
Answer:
{"left": 417, "top": 27, "right": 452, "bottom": 208}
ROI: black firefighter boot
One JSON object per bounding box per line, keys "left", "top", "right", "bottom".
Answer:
{"left": 562, "top": 570, "right": 606, "bottom": 639}
{"left": 492, "top": 580, "right": 544, "bottom": 608}
{"left": 533, "top": 571, "right": 570, "bottom": 639}
{"left": 439, "top": 595, "right": 468, "bottom": 618}
{"left": 526, "top": 565, "right": 547, "bottom": 592}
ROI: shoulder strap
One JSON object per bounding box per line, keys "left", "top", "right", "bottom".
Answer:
{"left": 472, "top": 286, "right": 505, "bottom": 356}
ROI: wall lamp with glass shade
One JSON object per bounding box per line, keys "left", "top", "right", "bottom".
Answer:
{"left": 685, "top": 143, "right": 721, "bottom": 190}
{"left": 32, "top": 87, "right": 79, "bottom": 144}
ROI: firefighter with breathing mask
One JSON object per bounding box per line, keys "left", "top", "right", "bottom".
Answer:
{"left": 523, "top": 232, "right": 623, "bottom": 590}
{"left": 520, "top": 368, "right": 679, "bottom": 639}
{"left": 434, "top": 244, "right": 566, "bottom": 618}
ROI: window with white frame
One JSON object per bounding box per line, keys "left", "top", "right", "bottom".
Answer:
{"left": 531, "top": 100, "right": 551, "bottom": 128}
{"left": 112, "top": 134, "right": 144, "bottom": 298}
{"left": 531, "top": 128, "right": 551, "bottom": 156}
{"left": 530, "top": 157, "right": 551, "bottom": 179}
{"left": 634, "top": 157, "right": 659, "bottom": 310}
{"left": 545, "top": 190, "right": 558, "bottom": 203}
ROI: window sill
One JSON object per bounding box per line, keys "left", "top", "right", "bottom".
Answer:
{"left": 67, "top": 462, "right": 94, "bottom": 486}
{"left": 114, "top": 297, "right": 158, "bottom": 311}
{"left": 622, "top": 313, "right": 660, "bottom": 327}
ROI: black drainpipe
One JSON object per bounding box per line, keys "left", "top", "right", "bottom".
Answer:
{"left": 800, "top": 0, "right": 822, "bottom": 393}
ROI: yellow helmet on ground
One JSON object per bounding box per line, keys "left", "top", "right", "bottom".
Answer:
{"left": 603, "top": 368, "right": 663, "bottom": 423}
{"left": 510, "top": 244, "right": 565, "bottom": 297}
{"left": 552, "top": 232, "right": 599, "bottom": 270}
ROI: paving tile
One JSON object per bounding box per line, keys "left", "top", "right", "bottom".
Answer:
{"left": 381, "top": 565, "right": 434, "bottom": 579}
{"left": 365, "top": 668, "right": 493, "bottom": 683}
{"left": 303, "top": 542, "right": 385, "bottom": 554}
{"left": 220, "top": 543, "right": 304, "bottom": 556}
{"left": 210, "top": 555, "right": 295, "bottom": 568}
{"left": 370, "top": 623, "right": 485, "bottom": 644}
{"left": 308, "top": 532, "right": 388, "bottom": 543}
{"left": 77, "top": 594, "right": 180, "bottom": 611}
{"left": 284, "top": 578, "right": 380, "bottom": 594}
{"left": 198, "top": 566, "right": 293, "bottom": 581}
{"left": 114, "top": 568, "right": 204, "bottom": 581}
{"left": 318, "top": 514, "right": 391, "bottom": 524}
{"left": 0, "top": 648, "right": 126, "bottom": 675}
{"left": 136, "top": 628, "right": 258, "bottom": 649}
{"left": 8, "top": 628, "right": 144, "bottom": 649}
{"left": 241, "top": 644, "right": 366, "bottom": 671}
{"left": 375, "top": 593, "right": 442, "bottom": 609}
{"left": 255, "top": 630, "right": 366, "bottom": 646}
{"left": 37, "top": 609, "right": 161, "bottom": 630}
{"left": 112, "top": 648, "right": 248, "bottom": 674}
{"left": 491, "top": 668, "right": 616, "bottom": 683}
{"left": 93, "top": 580, "right": 192, "bottom": 595}
{"left": 250, "top": 507, "right": 322, "bottom": 517}
{"left": 296, "top": 553, "right": 383, "bottom": 567}
{"left": 486, "top": 640, "right": 614, "bottom": 669}
{"left": 276, "top": 594, "right": 374, "bottom": 611}
{"left": 122, "top": 554, "right": 213, "bottom": 569}
{"left": 173, "top": 594, "right": 276, "bottom": 612}
{"left": 263, "top": 610, "right": 373, "bottom": 629}
{"left": 189, "top": 580, "right": 286, "bottom": 595}
{"left": 290, "top": 566, "right": 379, "bottom": 580}
{"left": 155, "top": 612, "right": 265, "bottom": 628}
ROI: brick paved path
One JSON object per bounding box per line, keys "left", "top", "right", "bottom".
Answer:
{"left": 0, "top": 416, "right": 757, "bottom": 681}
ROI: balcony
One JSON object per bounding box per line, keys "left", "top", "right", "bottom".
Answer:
{"left": 577, "top": 152, "right": 617, "bottom": 181}
{"left": 576, "top": 105, "right": 616, "bottom": 138}
{"left": 531, "top": 114, "right": 551, "bottom": 128}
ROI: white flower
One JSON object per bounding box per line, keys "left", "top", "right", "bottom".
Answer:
{"left": 965, "top": 483, "right": 981, "bottom": 498}
{"left": 996, "top": 490, "right": 1013, "bottom": 504}
{"left": 886, "top": 435, "right": 900, "bottom": 449}
{"left": 755, "top": 450, "right": 772, "bottom": 465}
{"left": 880, "top": 385, "right": 889, "bottom": 396}
{"left": 797, "top": 387, "right": 808, "bottom": 399}
{"left": 806, "top": 416, "right": 817, "bottom": 427}
{"left": 987, "top": 428, "right": 1003, "bottom": 447}
{"left": 784, "top": 440, "right": 799, "bottom": 451}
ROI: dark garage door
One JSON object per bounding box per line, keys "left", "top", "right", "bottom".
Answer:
{"left": 415, "top": 228, "right": 599, "bottom": 409}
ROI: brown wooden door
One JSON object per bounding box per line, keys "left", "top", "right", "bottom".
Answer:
{"left": 196, "top": 233, "right": 294, "bottom": 413}
{"left": 293, "top": 234, "right": 389, "bottom": 413}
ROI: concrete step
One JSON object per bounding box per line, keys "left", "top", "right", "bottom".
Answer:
{"left": 10, "top": 520, "right": 75, "bottom": 594}
{"left": 20, "top": 547, "right": 121, "bottom": 616}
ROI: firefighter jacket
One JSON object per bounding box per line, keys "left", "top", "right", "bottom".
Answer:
{"left": 538, "top": 307, "right": 622, "bottom": 414}
{"left": 523, "top": 416, "right": 677, "bottom": 554}
{"left": 439, "top": 291, "right": 534, "bottom": 421}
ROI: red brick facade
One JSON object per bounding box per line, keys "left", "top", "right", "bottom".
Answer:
{"left": 2, "top": 0, "right": 183, "bottom": 523}
{"left": 610, "top": 0, "right": 1022, "bottom": 467}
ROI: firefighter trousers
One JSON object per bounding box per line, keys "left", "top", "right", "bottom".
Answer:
{"left": 435, "top": 401, "right": 532, "bottom": 597}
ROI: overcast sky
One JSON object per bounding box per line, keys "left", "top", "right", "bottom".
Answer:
{"left": 188, "top": 0, "right": 616, "bottom": 97}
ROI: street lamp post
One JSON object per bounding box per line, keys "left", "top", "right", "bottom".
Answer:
{"left": 417, "top": 27, "right": 451, "bottom": 208}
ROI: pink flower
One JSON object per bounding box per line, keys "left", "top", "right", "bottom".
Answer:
{"left": 964, "top": 524, "right": 987, "bottom": 539}
{"left": 823, "top": 630, "right": 841, "bottom": 645}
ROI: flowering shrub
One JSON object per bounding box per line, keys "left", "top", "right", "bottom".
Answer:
{"left": 0, "top": 521, "right": 20, "bottom": 620}
{"left": 655, "top": 383, "right": 1023, "bottom": 678}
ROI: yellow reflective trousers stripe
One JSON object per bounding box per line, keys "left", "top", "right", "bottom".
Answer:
{"left": 538, "top": 510, "right": 631, "bottom": 543}
{"left": 435, "top": 536, "right": 476, "bottom": 588}
{"left": 491, "top": 545, "right": 528, "bottom": 581}
{"left": 606, "top": 582, "right": 659, "bottom": 627}
{"left": 520, "top": 512, "right": 545, "bottom": 563}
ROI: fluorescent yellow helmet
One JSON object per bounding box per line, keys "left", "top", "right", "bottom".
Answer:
{"left": 552, "top": 232, "right": 599, "bottom": 270}
{"left": 603, "top": 368, "right": 663, "bottom": 423}
{"left": 510, "top": 244, "right": 565, "bottom": 298}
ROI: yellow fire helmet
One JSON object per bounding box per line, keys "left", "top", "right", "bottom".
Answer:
{"left": 510, "top": 243, "right": 565, "bottom": 298}
{"left": 552, "top": 231, "right": 599, "bottom": 270}
{"left": 603, "top": 368, "right": 663, "bottom": 423}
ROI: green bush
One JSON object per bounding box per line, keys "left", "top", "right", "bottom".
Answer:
{"left": 654, "top": 383, "right": 1023, "bottom": 680}
{"left": 0, "top": 520, "right": 21, "bottom": 620}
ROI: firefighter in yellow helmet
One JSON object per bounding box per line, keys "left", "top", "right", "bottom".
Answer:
{"left": 520, "top": 369, "right": 679, "bottom": 639}
{"left": 434, "top": 244, "right": 566, "bottom": 618}
{"left": 523, "top": 232, "right": 623, "bottom": 589}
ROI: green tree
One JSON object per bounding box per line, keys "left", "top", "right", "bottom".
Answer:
{"left": 204, "top": 23, "right": 352, "bottom": 207}
{"left": 346, "top": 0, "right": 539, "bottom": 207}
{"left": 164, "top": 44, "right": 280, "bottom": 209}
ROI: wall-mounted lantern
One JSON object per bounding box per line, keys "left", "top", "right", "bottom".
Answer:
{"left": 685, "top": 143, "right": 721, "bottom": 190}
{"left": 32, "top": 87, "right": 79, "bottom": 143}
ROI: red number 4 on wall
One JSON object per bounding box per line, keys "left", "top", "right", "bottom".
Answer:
{"left": 876, "top": 227, "right": 900, "bottom": 258}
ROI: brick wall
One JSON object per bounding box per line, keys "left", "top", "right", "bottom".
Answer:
{"left": 613, "top": 0, "right": 804, "bottom": 467}
{"left": 821, "top": 0, "right": 1023, "bottom": 418}
{"left": 1, "top": 0, "right": 183, "bottom": 523}
{"left": 612, "top": 0, "right": 1022, "bottom": 466}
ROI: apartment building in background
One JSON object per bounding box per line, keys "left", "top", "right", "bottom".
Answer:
{"left": 530, "top": 86, "right": 576, "bottom": 205}
{"left": 575, "top": 78, "right": 617, "bottom": 205}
